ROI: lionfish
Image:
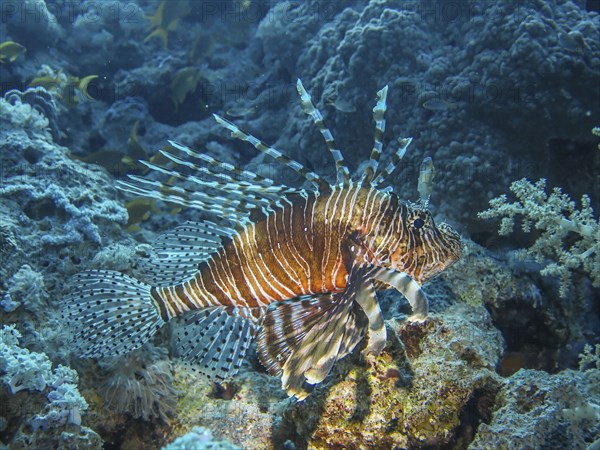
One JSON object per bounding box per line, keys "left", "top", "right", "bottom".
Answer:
{"left": 63, "top": 80, "right": 462, "bottom": 400}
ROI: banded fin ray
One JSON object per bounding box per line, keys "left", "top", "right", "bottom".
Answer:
{"left": 213, "top": 114, "right": 330, "bottom": 192}
{"left": 141, "top": 221, "right": 234, "bottom": 287}
{"left": 154, "top": 144, "right": 302, "bottom": 200}
{"left": 167, "top": 140, "right": 278, "bottom": 188}
{"left": 117, "top": 141, "right": 305, "bottom": 225}
{"left": 117, "top": 176, "right": 255, "bottom": 225}
{"left": 370, "top": 137, "right": 412, "bottom": 188}
{"left": 257, "top": 293, "right": 364, "bottom": 400}
{"left": 174, "top": 306, "right": 259, "bottom": 379}
{"left": 257, "top": 265, "right": 379, "bottom": 400}
{"left": 372, "top": 270, "right": 429, "bottom": 321}
{"left": 134, "top": 159, "right": 274, "bottom": 210}
{"left": 363, "top": 85, "right": 388, "bottom": 185}
{"left": 352, "top": 270, "right": 386, "bottom": 356}
{"left": 296, "top": 79, "right": 350, "bottom": 187}
{"left": 61, "top": 271, "right": 165, "bottom": 358}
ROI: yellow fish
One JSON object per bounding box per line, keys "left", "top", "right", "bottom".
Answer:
{"left": 0, "top": 41, "right": 26, "bottom": 63}
{"left": 29, "top": 73, "right": 98, "bottom": 107}
{"left": 145, "top": 0, "right": 191, "bottom": 49}
{"left": 170, "top": 66, "right": 202, "bottom": 110}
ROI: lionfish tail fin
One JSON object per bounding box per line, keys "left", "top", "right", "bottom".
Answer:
{"left": 62, "top": 270, "right": 166, "bottom": 358}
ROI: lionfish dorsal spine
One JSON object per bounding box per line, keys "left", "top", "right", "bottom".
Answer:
{"left": 167, "top": 140, "right": 276, "bottom": 187}
{"left": 212, "top": 113, "right": 329, "bottom": 192}
{"left": 371, "top": 137, "right": 413, "bottom": 187}
{"left": 296, "top": 79, "right": 351, "bottom": 187}
{"left": 362, "top": 85, "right": 389, "bottom": 186}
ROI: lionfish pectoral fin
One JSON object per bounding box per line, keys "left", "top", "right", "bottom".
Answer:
{"left": 141, "top": 220, "right": 234, "bottom": 287}
{"left": 257, "top": 291, "right": 364, "bottom": 400}
{"left": 61, "top": 270, "right": 166, "bottom": 358}
{"left": 173, "top": 306, "right": 260, "bottom": 379}
{"left": 372, "top": 269, "right": 429, "bottom": 322}
{"left": 354, "top": 273, "right": 387, "bottom": 357}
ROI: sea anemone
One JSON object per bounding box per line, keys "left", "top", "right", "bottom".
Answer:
{"left": 98, "top": 346, "right": 178, "bottom": 422}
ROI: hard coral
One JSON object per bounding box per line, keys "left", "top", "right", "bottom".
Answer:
{"left": 478, "top": 178, "right": 599, "bottom": 297}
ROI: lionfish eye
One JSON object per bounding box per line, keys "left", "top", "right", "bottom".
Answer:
{"left": 413, "top": 217, "right": 425, "bottom": 229}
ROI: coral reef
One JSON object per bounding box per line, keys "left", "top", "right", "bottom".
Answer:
{"left": 0, "top": 0, "right": 598, "bottom": 448}
{"left": 0, "top": 325, "right": 102, "bottom": 449}
{"left": 171, "top": 361, "right": 288, "bottom": 449}
{"left": 162, "top": 427, "right": 241, "bottom": 450}
{"left": 3, "top": 87, "right": 61, "bottom": 141}
{"left": 470, "top": 368, "right": 600, "bottom": 449}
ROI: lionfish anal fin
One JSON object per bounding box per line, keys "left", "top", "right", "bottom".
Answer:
{"left": 173, "top": 306, "right": 262, "bottom": 379}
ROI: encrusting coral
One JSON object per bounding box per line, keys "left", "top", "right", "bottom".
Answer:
{"left": 478, "top": 178, "right": 599, "bottom": 297}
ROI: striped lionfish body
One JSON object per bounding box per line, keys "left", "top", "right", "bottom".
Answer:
{"left": 64, "top": 80, "right": 462, "bottom": 399}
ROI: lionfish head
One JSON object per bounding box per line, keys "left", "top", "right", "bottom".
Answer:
{"left": 390, "top": 207, "right": 463, "bottom": 285}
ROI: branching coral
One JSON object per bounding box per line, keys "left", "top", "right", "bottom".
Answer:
{"left": 0, "top": 325, "right": 89, "bottom": 430}
{"left": 478, "top": 178, "right": 599, "bottom": 297}
{"left": 1, "top": 264, "right": 47, "bottom": 313}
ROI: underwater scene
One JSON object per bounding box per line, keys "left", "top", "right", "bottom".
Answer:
{"left": 1, "top": 0, "right": 599, "bottom": 449}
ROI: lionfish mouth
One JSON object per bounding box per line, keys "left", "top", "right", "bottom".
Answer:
{"left": 437, "top": 222, "right": 464, "bottom": 265}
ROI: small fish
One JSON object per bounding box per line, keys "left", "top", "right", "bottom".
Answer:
{"left": 71, "top": 149, "right": 137, "bottom": 174}
{"left": 225, "top": 105, "right": 257, "bottom": 118}
{"left": 63, "top": 80, "right": 463, "bottom": 400}
{"left": 29, "top": 72, "right": 98, "bottom": 107}
{"left": 77, "top": 75, "right": 99, "bottom": 100}
{"left": 0, "top": 41, "right": 26, "bottom": 63}
{"left": 188, "top": 35, "right": 210, "bottom": 65}
{"left": 124, "top": 198, "right": 160, "bottom": 231}
{"left": 417, "top": 157, "right": 435, "bottom": 206}
{"left": 421, "top": 98, "right": 456, "bottom": 111}
{"left": 127, "top": 120, "right": 148, "bottom": 160}
{"left": 170, "top": 66, "right": 202, "bottom": 110}
{"left": 29, "top": 74, "right": 63, "bottom": 91}
{"left": 145, "top": 0, "right": 191, "bottom": 50}
{"left": 557, "top": 31, "right": 585, "bottom": 54}
{"left": 326, "top": 97, "right": 357, "bottom": 113}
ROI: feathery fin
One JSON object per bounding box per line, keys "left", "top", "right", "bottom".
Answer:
{"left": 174, "top": 307, "right": 258, "bottom": 379}
{"left": 141, "top": 221, "right": 232, "bottom": 287}
{"left": 62, "top": 270, "right": 165, "bottom": 358}
{"left": 257, "top": 266, "right": 375, "bottom": 400}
